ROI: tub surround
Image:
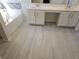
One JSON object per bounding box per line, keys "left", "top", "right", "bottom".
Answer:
{"left": 0, "top": 1, "right": 24, "bottom": 39}
{"left": 0, "top": 10, "right": 23, "bottom": 39}
{"left": 6, "top": 12, "right": 23, "bottom": 36}
{"left": 0, "top": 13, "right": 8, "bottom": 41}
{"left": 7, "top": 3, "right": 22, "bottom": 9}
{"left": 0, "top": 23, "right": 8, "bottom": 41}
{"left": 0, "top": 9, "right": 23, "bottom": 39}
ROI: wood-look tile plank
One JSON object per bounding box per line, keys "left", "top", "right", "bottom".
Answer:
{"left": 0, "top": 22, "right": 79, "bottom": 59}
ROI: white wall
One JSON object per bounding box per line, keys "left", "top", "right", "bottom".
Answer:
{"left": 70, "top": 0, "right": 79, "bottom": 6}
{"left": 50, "top": 0, "right": 79, "bottom": 6}
{"left": 75, "top": 21, "right": 79, "bottom": 31}
{"left": 50, "top": 0, "right": 65, "bottom": 4}
{"left": 20, "top": 0, "right": 31, "bottom": 14}
{"left": 19, "top": 0, "right": 31, "bottom": 21}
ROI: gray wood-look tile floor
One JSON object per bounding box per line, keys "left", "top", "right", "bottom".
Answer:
{"left": 0, "top": 22, "right": 79, "bottom": 59}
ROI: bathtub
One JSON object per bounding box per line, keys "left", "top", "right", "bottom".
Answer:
{"left": 1, "top": 9, "right": 23, "bottom": 37}
{"left": 6, "top": 10, "right": 23, "bottom": 36}
{"left": 0, "top": 1, "right": 24, "bottom": 37}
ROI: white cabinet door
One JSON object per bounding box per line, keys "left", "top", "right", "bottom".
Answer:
{"left": 75, "top": 21, "right": 79, "bottom": 31}
{"left": 67, "top": 12, "right": 79, "bottom": 27}
{"left": 57, "top": 12, "right": 69, "bottom": 26}
{"left": 57, "top": 12, "right": 79, "bottom": 27}
{"left": 28, "top": 10, "right": 36, "bottom": 24}
{"left": 0, "top": 14, "right": 8, "bottom": 40}
{"left": 28, "top": 10, "right": 45, "bottom": 25}
{"left": 35, "top": 11, "right": 45, "bottom": 25}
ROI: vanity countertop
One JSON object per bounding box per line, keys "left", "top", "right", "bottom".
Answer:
{"left": 27, "top": 3, "right": 79, "bottom": 12}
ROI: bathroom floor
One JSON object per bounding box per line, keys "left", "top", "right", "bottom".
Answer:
{"left": 0, "top": 22, "right": 79, "bottom": 59}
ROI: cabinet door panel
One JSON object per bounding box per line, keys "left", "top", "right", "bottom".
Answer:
{"left": 28, "top": 10, "right": 35, "bottom": 24}
{"left": 67, "top": 12, "right": 79, "bottom": 27}
{"left": 73, "top": 13, "right": 79, "bottom": 26}
{"left": 75, "top": 22, "right": 79, "bottom": 31}
{"left": 57, "top": 12, "right": 69, "bottom": 26}
{"left": 35, "top": 11, "right": 45, "bottom": 25}
{"left": 58, "top": 12, "right": 79, "bottom": 27}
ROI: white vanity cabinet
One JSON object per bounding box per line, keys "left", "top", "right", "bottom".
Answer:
{"left": 57, "top": 12, "right": 79, "bottom": 27}
{"left": 28, "top": 10, "right": 45, "bottom": 25}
